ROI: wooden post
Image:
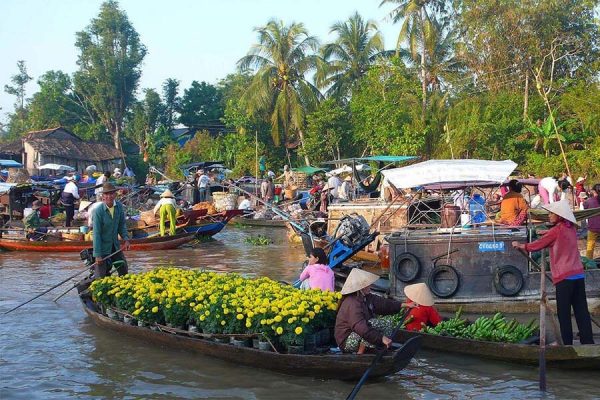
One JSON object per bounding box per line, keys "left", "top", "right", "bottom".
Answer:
{"left": 538, "top": 248, "right": 547, "bottom": 391}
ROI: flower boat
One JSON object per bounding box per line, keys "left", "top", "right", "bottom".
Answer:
{"left": 0, "top": 232, "right": 197, "bottom": 252}
{"left": 81, "top": 268, "right": 421, "bottom": 379}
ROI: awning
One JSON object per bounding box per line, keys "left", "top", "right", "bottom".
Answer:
{"left": 321, "top": 155, "right": 417, "bottom": 165}
{"left": 292, "top": 166, "right": 328, "bottom": 174}
{"left": 37, "top": 163, "right": 75, "bottom": 171}
{"left": 326, "top": 164, "right": 369, "bottom": 177}
{"left": 381, "top": 159, "right": 518, "bottom": 189}
{"left": 0, "top": 159, "right": 23, "bottom": 168}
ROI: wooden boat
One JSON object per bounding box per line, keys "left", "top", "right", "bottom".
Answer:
{"left": 231, "top": 216, "right": 288, "bottom": 228}
{"left": 131, "top": 210, "right": 244, "bottom": 239}
{"left": 0, "top": 232, "right": 197, "bottom": 252}
{"left": 81, "top": 296, "right": 422, "bottom": 380}
{"left": 394, "top": 329, "right": 600, "bottom": 369}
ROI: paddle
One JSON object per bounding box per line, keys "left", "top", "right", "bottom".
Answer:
{"left": 346, "top": 310, "right": 410, "bottom": 400}
{"left": 3, "top": 248, "right": 123, "bottom": 315}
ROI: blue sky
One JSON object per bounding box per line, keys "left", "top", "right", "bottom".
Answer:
{"left": 0, "top": 0, "right": 403, "bottom": 124}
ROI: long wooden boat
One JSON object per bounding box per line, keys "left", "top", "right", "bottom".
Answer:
{"left": 231, "top": 216, "right": 288, "bottom": 228}
{"left": 131, "top": 210, "right": 244, "bottom": 239}
{"left": 394, "top": 329, "right": 600, "bottom": 369}
{"left": 81, "top": 296, "right": 421, "bottom": 380}
{"left": 0, "top": 232, "right": 197, "bottom": 252}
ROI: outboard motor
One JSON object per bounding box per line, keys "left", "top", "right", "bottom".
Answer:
{"left": 334, "top": 214, "right": 371, "bottom": 247}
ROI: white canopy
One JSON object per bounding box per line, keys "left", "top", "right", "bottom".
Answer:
{"left": 381, "top": 159, "right": 518, "bottom": 189}
{"left": 38, "top": 163, "right": 75, "bottom": 171}
{"left": 325, "top": 163, "right": 369, "bottom": 177}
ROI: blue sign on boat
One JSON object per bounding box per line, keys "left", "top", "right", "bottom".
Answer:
{"left": 478, "top": 241, "right": 505, "bottom": 252}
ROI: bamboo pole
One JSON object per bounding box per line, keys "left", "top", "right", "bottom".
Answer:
{"left": 538, "top": 248, "right": 547, "bottom": 391}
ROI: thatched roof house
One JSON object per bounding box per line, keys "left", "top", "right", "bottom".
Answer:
{"left": 0, "top": 127, "right": 124, "bottom": 176}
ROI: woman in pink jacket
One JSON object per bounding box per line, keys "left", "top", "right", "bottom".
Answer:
{"left": 299, "top": 248, "right": 335, "bottom": 291}
{"left": 512, "top": 200, "right": 594, "bottom": 345}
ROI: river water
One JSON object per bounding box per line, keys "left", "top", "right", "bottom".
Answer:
{"left": 0, "top": 226, "right": 597, "bottom": 399}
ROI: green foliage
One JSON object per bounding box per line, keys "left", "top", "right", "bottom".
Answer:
{"left": 301, "top": 98, "right": 352, "bottom": 163}
{"left": 244, "top": 235, "right": 272, "bottom": 246}
{"left": 178, "top": 81, "right": 223, "bottom": 127}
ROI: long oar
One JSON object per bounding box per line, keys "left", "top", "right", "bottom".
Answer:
{"left": 3, "top": 248, "right": 122, "bottom": 315}
{"left": 346, "top": 311, "right": 409, "bottom": 400}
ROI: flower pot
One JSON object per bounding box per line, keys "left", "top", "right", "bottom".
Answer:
{"left": 319, "top": 329, "right": 330, "bottom": 346}
{"left": 106, "top": 308, "right": 118, "bottom": 320}
{"left": 287, "top": 344, "right": 305, "bottom": 354}
{"left": 123, "top": 315, "right": 135, "bottom": 325}
{"left": 252, "top": 338, "right": 260, "bottom": 349}
{"left": 258, "top": 340, "right": 272, "bottom": 351}
{"left": 214, "top": 337, "right": 230, "bottom": 344}
{"left": 188, "top": 325, "right": 199, "bottom": 333}
{"left": 232, "top": 338, "right": 251, "bottom": 348}
{"left": 304, "top": 334, "right": 317, "bottom": 353}
{"left": 150, "top": 326, "right": 159, "bottom": 331}
{"left": 137, "top": 320, "right": 148, "bottom": 327}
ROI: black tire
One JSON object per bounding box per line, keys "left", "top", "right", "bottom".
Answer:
{"left": 493, "top": 265, "right": 524, "bottom": 297}
{"left": 393, "top": 252, "right": 421, "bottom": 282}
{"left": 427, "top": 264, "right": 460, "bottom": 298}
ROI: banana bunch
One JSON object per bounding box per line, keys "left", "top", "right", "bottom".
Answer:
{"left": 422, "top": 310, "right": 538, "bottom": 343}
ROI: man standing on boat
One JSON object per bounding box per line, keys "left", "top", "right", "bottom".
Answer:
{"left": 92, "top": 183, "right": 130, "bottom": 278}
{"left": 197, "top": 169, "right": 210, "bottom": 203}
{"left": 61, "top": 175, "right": 80, "bottom": 227}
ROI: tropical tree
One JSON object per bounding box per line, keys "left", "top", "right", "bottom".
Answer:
{"left": 160, "top": 78, "right": 180, "bottom": 130}
{"left": 4, "top": 60, "right": 32, "bottom": 135}
{"left": 237, "top": 19, "right": 322, "bottom": 165}
{"left": 316, "top": 12, "right": 387, "bottom": 99}
{"left": 380, "top": 0, "right": 446, "bottom": 120}
{"left": 178, "top": 81, "right": 223, "bottom": 128}
{"left": 125, "top": 88, "right": 162, "bottom": 160}
{"left": 73, "top": 0, "right": 147, "bottom": 150}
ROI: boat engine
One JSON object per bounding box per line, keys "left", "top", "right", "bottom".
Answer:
{"left": 335, "top": 214, "right": 371, "bottom": 247}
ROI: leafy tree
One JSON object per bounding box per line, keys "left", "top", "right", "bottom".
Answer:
{"left": 317, "top": 12, "right": 386, "bottom": 99}
{"left": 350, "top": 60, "right": 424, "bottom": 155}
{"left": 4, "top": 60, "right": 33, "bottom": 135}
{"left": 237, "top": 19, "right": 322, "bottom": 165}
{"left": 161, "top": 78, "right": 180, "bottom": 129}
{"left": 125, "top": 88, "right": 162, "bottom": 159}
{"left": 73, "top": 0, "right": 147, "bottom": 150}
{"left": 178, "top": 81, "right": 223, "bottom": 128}
{"left": 301, "top": 98, "right": 352, "bottom": 163}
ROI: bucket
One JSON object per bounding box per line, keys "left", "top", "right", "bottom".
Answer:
{"left": 441, "top": 205, "right": 461, "bottom": 228}
{"left": 80, "top": 226, "right": 89, "bottom": 234}
{"left": 460, "top": 212, "right": 471, "bottom": 229}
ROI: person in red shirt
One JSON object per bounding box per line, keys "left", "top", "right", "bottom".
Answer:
{"left": 38, "top": 202, "right": 51, "bottom": 220}
{"left": 512, "top": 200, "right": 594, "bottom": 345}
{"left": 403, "top": 283, "right": 442, "bottom": 331}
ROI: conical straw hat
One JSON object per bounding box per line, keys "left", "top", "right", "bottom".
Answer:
{"left": 160, "top": 189, "right": 174, "bottom": 198}
{"left": 341, "top": 268, "right": 380, "bottom": 295}
{"left": 404, "top": 283, "right": 435, "bottom": 306}
{"left": 78, "top": 200, "right": 93, "bottom": 212}
{"left": 542, "top": 199, "right": 577, "bottom": 225}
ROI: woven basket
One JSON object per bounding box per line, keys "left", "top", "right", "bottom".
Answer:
{"left": 140, "top": 210, "right": 156, "bottom": 225}
{"left": 62, "top": 232, "right": 84, "bottom": 241}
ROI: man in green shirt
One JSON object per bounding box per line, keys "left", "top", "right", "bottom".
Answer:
{"left": 23, "top": 200, "right": 47, "bottom": 240}
{"left": 91, "top": 183, "right": 130, "bottom": 278}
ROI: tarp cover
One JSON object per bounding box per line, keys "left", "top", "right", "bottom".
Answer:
{"left": 381, "top": 159, "right": 518, "bottom": 189}
{"left": 37, "top": 163, "right": 75, "bottom": 171}
{"left": 0, "top": 159, "right": 23, "bottom": 168}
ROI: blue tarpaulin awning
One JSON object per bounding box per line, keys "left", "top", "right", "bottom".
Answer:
{"left": 320, "top": 156, "right": 417, "bottom": 165}
{"left": 0, "top": 159, "right": 23, "bottom": 168}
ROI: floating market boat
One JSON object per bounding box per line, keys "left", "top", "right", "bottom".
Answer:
{"left": 394, "top": 329, "right": 600, "bottom": 369}
{"left": 80, "top": 295, "right": 422, "bottom": 380}
{"left": 130, "top": 210, "right": 243, "bottom": 239}
{"left": 0, "top": 232, "right": 197, "bottom": 252}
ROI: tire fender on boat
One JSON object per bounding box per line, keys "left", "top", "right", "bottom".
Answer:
{"left": 427, "top": 264, "right": 460, "bottom": 298}
{"left": 493, "top": 265, "right": 524, "bottom": 297}
{"left": 393, "top": 252, "right": 421, "bottom": 282}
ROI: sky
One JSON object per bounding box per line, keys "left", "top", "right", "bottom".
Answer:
{"left": 0, "top": 0, "right": 403, "bottom": 125}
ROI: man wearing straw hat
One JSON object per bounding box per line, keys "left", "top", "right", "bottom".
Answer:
{"left": 153, "top": 189, "right": 178, "bottom": 236}
{"left": 512, "top": 200, "right": 594, "bottom": 345}
{"left": 335, "top": 269, "right": 403, "bottom": 353}
{"left": 92, "top": 183, "right": 130, "bottom": 278}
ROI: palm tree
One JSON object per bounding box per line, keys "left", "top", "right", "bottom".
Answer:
{"left": 316, "top": 12, "right": 387, "bottom": 99}
{"left": 380, "top": 0, "right": 445, "bottom": 121}
{"left": 237, "top": 20, "right": 322, "bottom": 166}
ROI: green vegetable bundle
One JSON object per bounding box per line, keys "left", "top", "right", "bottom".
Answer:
{"left": 422, "top": 309, "right": 538, "bottom": 343}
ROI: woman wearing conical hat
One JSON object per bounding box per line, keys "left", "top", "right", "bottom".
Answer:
{"left": 153, "top": 189, "right": 178, "bottom": 236}
{"left": 512, "top": 200, "right": 594, "bottom": 345}
{"left": 403, "top": 283, "right": 442, "bottom": 332}
{"left": 334, "top": 269, "right": 403, "bottom": 354}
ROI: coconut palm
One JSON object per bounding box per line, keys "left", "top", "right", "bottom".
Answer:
{"left": 380, "top": 0, "right": 445, "bottom": 120}
{"left": 316, "top": 12, "right": 388, "bottom": 99}
{"left": 237, "top": 20, "right": 322, "bottom": 165}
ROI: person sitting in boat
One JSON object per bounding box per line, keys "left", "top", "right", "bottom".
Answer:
{"left": 238, "top": 194, "right": 253, "bottom": 216}
{"left": 23, "top": 200, "right": 47, "bottom": 241}
{"left": 335, "top": 269, "right": 402, "bottom": 354}
{"left": 497, "top": 179, "right": 528, "bottom": 226}
{"left": 512, "top": 200, "right": 594, "bottom": 345}
{"left": 153, "top": 189, "right": 178, "bottom": 237}
{"left": 299, "top": 248, "right": 334, "bottom": 292}
{"left": 403, "top": 283, "right": 442, "bottom": 332}
{"left": 338, "top": 176, "right": 353, "bottom": 202}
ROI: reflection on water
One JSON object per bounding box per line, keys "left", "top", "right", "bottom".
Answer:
{"left": 0, "top": 227, "right": 598, "bottom": 399}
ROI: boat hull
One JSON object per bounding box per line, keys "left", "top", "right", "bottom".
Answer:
{"left": 0, "top": 232, "right": 196, "bottom": 252}
{"left": 82, "top": 299, "right": 420, "bottom": 380}
{"left": 394, "top": 329, "right": 600, "bottom": 369}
